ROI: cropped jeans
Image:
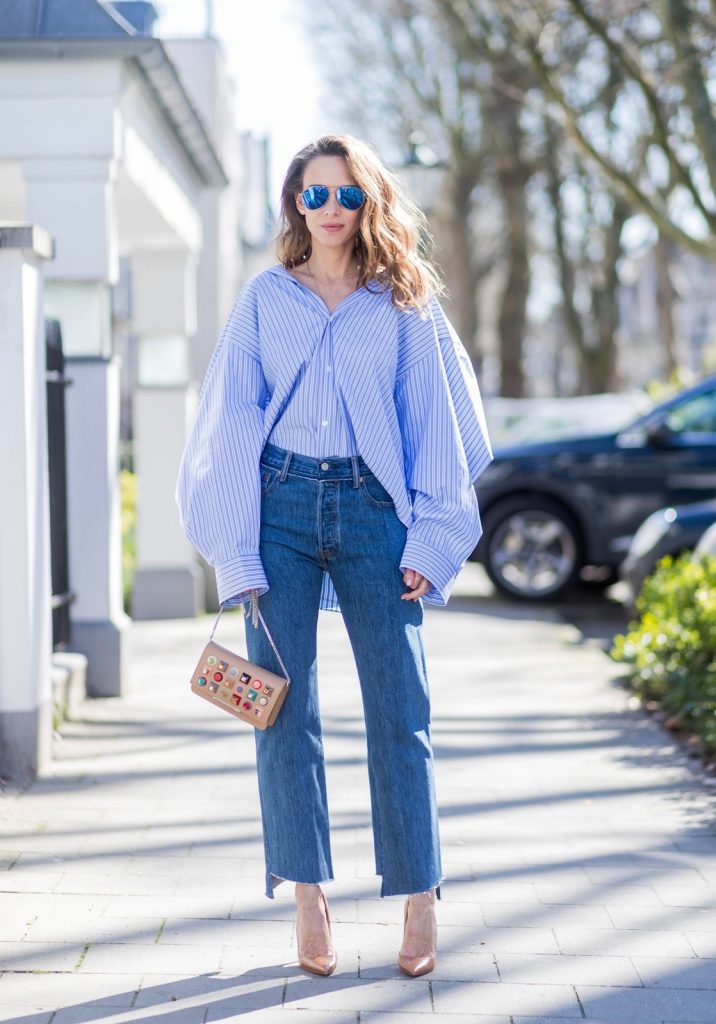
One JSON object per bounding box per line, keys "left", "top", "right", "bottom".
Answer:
{"left": 243, "top": 442, "right": 443, "bottom": 901}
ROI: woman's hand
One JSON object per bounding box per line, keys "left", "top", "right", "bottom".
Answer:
{"left": 401, "top": 568, "right": 432, "bottom": 601}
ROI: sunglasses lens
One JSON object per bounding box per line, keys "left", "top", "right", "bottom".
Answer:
{"left": 301, "top": 186, "right": 329, "bottom": 210}
{"left": 338, "top": 187, "right": 365, "bottom": 210}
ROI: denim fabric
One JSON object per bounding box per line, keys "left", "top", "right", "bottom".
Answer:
{"left": 243, "top": 442, "right": 444, "bottom": 900}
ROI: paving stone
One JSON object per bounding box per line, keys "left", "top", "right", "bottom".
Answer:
{"left": 535, "top": 883, "right": 661, "bottom": 906}
{"left": 0, "top": 971, "right": 142, "bottom": 1006}
{"left": 361, "top": 1016, "right": 510, "bottom": 1024}
{"left": 606, "top": 903, "right": 716, "bottom": 931}
{"left": 208, "top": 1012, "right": 365, "bottom": 1024}
{"left": 431, "top": 979, "right": 583, "bottom": 1016}
{"left": 495, "top": 951, "right": 642, "bottom": 986}
{"left": 158, "top": 917, "right": 294, "bottom": 947}
{"left": 576, "top": 983, "right": 716, "bottom": 1022}
{"left": 481, "top": 902, "right": 613, "bottom": 928}
{"left": 103, "top": 894, "right": 232, "bottom": 919}
{"left": 0, "top": 916, "right": 34, "bottom": 941}
{"left": 455, "top": 926, "right": 562, "bottom": 954}
{"left": 631, "top": 955, "right": 716, "bottom": 988}
{"left": 78, "top": 941, "right": 223, "bottom": 975}
{"left": 0, "top": 940, "right": 85, "bottom": 971}
{"left": 0, "top": 871, "right": 62, "bottom": 893}
{"left": 681, "top": 932, "right": 716, "bottom": 958}
{"left": 554, "top": 926, "right": 695, "bottom": 958}
{"left": 2, "top": 1010, "right": 55, "bottom": 1024}
{"left": 25, "top": 915, "right": 164, "bottom": 943}
{"left": 283, "top": 975, "right": 432, "bottom": 1012}
{"left": 51, "top": 1009, "right": 207, "bottom": 1024}
{"left": 655, "top": 885, "right": 716, "bottom": 909}
{"left": 53, "top": 873, "right": 178, "bottom": 896}
{"left": 0, "top": 893, "right": 110, "bottom": 917}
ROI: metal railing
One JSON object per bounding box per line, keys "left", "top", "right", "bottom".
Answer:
{"left": 45, "top": 319, "right": 75, "bottom": 650}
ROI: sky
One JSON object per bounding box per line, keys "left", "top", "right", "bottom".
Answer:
{"left": 152, "top": 0, "right": 335, "bottom": 204}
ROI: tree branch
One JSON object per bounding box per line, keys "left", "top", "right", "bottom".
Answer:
{"left": 563, "top": 0, "right": 716, "bottom": 228}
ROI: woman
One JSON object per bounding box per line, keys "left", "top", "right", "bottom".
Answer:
{"left": 176, "top": 134, "right": 493, "bottom": 978}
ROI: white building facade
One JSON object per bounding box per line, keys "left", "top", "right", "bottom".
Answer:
{"left": 0, "top": 0, "right": 273, "bottom": 778}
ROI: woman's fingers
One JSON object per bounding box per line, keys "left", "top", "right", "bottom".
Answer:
{"left": 401, "top": 570, "right": 432, "bottom": 600}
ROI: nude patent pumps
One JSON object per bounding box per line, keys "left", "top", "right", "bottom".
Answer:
{"left": 296, "top": 889, "right": 337, "bottom": 976}
{"left": 398, "top": 890, "right": 437, "bottom": 977}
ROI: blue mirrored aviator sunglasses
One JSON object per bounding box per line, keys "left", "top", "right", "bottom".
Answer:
{"left": 300, "top": 185, "right": 366, "bottom": 211}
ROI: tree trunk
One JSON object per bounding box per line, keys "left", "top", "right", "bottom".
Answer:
{"left": 582, "top": 199, "right": 628, "bottom": 393}
{"left": 654, "top": 230, "right": 679, "bottom": 375}
{"left": 434, "top": 169, "right": 482, "bottom": 373}
{"left": 489, "top": 62, "right": 531, "bottom": 397}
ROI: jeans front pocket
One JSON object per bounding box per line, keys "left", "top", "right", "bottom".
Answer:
{"left": 360, "top": 472, "right": 395, "bottom": 509}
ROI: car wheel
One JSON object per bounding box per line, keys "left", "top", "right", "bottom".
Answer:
{"left": 481, "top": 495, "right": 583, "bottom": 601}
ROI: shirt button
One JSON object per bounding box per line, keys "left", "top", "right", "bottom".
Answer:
{"left": 320, "top": 462, "right": 330, "bottom": 470}
{"left": 325, "top": 366, "right": 332, "bottom": 372}
{"left": 321, "top": 420, "right": 328, "bottom": 427}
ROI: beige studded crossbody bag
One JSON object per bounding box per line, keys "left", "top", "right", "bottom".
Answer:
{"left": 189, "top": 598, "right": 290, "bottom": 731}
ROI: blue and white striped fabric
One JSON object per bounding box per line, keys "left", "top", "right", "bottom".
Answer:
{"left": 175, "top": 264, "right": 494, "bottom": 612}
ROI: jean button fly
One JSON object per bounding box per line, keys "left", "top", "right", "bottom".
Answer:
{"left": 320, "top": 462, "right": 330, "bottom": 471}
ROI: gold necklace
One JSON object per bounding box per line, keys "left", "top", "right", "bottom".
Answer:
{"left": 305, "top": 258, "right": 360, "bottom": 292}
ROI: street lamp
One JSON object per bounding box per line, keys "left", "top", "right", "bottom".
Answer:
{"left": 396, "top": 131, "right": 448, "bottom": 218}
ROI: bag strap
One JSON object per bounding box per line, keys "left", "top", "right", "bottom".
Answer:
{"left": 208, "top": 592, "right": 291, "bottom": 685}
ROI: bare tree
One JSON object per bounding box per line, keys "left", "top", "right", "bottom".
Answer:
{"left": 495, "top": 0, "right": 716, "bottom": 258}
{"left": 298, "top": 0, "right": 496, "bottom": 372}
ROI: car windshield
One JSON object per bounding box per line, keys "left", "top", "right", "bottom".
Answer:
{"left": 485, "top": 392, "right": 653, "bottom": 448}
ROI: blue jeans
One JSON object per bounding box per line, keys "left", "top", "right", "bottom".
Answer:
{"left": 244, "top": 442, "right": 443, "bottom": 900}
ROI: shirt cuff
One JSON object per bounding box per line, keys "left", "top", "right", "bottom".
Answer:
{"left": 400, "top": 537, "right": 457, "bottom": 607}
{"left": 215, "top": 553, "right": 269, "bottom": 608}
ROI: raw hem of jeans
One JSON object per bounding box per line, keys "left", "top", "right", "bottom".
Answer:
{"left": 264, "top": 872, "right": 335, "bottom": 899}
{"left": 378, "top": 874, "right": 444, "bottom": 900}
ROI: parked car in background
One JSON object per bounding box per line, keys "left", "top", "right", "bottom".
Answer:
{"left": 620, "top": 499, "right": 716, "bottom": 605}
{"left": 472, "top": 373, "right": 716, "bottom": 601}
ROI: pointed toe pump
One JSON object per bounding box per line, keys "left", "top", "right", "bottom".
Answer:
{"left": 297, "top": 889, "right": 337, "bottom": 976}
{"left": 398, "top": 890, "right": 437, "bottom": 977}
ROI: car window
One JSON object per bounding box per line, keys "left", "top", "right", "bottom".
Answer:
{"left": 664, "top": 389, "right": 716, "bottom": 433}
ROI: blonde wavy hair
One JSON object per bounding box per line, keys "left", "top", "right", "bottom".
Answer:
{"left": 276, "top": 134, "right": 445, "bottom": 311}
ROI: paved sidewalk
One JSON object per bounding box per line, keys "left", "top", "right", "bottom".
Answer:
{"left": 3, "top": 568, "right": 716, "bottom": 1024}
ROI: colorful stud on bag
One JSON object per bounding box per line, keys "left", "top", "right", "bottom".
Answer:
{"left": 233, "top": 683, "right": 244, "bottom": 694}
{"left": 240, "top": 672, "right": 251, "bottom": 683}
{"left": 247, "top": 689, "right": 258, "bottom": 701}
{"left": 198, "top": 676, "right": 207, "bottom": 687}
{"left": 258, "top": 696, "right": 268, "bottom": 706}
{"left": 218, "top": 660, "right": 229, "bottom": 672}
{"left": 208, "top": 682, "right": 219, "bottom": 694}
{"left": 231, "top": 694, "right": 241, "bottom": 705}
{"left": 207, "top": 656, "right": 217, "bottom": 666}
{"left": 242, "top": 700, "right": 252, "bottom": 710}
{"left": 263, "top": 686, "right": 273, "bottom": 696}
{"left": 229, "top": 667, "right": 239, "bottom": 677}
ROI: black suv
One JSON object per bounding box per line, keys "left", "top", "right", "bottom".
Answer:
{"left": 473, "top": 373, "right": 716, "bottom": 600}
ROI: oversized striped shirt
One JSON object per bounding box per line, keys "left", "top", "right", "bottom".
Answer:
{"left": 175, "top": 264, "right": 494, "bottom": 612}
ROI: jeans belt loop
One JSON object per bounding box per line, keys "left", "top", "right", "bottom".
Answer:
{"left": 279, "top": 450, "right": 293, "bottom": 482}
{"left": 350, "top": 455, "right": 361, "bottom": 488}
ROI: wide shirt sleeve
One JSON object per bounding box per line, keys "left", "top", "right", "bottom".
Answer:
{"left": 175, "top": 281, "right": 268, "bottom": 607}
{"left": 396, "top": 297, "right": 494, "bottom": 605}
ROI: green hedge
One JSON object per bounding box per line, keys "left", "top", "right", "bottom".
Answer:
{"left": 611, "top": 551, "right": 716, "bottom": 751}
{"left": 121, "top": 468, "right": 137, "bottom": 613}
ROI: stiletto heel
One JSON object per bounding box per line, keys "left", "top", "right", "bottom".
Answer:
{"left": 297, "top": 889, "right": 337, "bottom": 976}
{"left": 398, "top": 891, "right": 437, "bottom": 977}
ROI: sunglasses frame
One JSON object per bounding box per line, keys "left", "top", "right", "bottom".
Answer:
{"left": 299, "top": 184, "right": 366, "bottom": 212}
